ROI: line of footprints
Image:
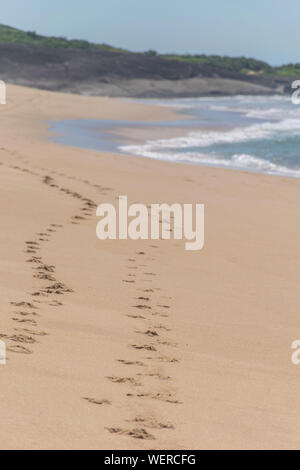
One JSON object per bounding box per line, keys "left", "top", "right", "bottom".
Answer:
{"left": 83, "top": 250, "right": 182, "bottom": 441}
{"left": 0, "top": 150, "right": 182, "bottom": 443}
{"left": 0, "top": 152, "right": 111, "bottom": 358}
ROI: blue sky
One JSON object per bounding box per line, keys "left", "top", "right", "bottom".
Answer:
{"left": 0, "top": 0, "right": 298, "bottom": 65}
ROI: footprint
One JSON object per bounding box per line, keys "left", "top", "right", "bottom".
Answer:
{"left": 13, "top": 311, "right": 38, "bottom": 317}
{"left": 106, "top": 376, "right": 141, "bottom": 386}
{"left": 126, "top": 314, "right": 146, "bottom": 319}
{"left": 142, "top": 372, "right": 171, "bottom": 380}
{"left": 37, "top": 264, "right": 55, "bottom": 273}
{"left": 12, "top": 317, "right": 37, "bottom": 325}
{"left": 26, "top": 257, "right": 42, "bottom": 264}
{"left": 9, "top": 334, "right": 36, "bottom": 344}
{"left": 11, "top": 301, "right": 37, "bottom": 309}
{"left": 7, "top": 345, "right": 32, "bottom": 354}
{"left": 34, "top": 273, "right": 56, "bottom": 281}
{"left": 129, "top": 417, "right": 174, "bottom": 430}
{"left": 31, "top": 291, "right": 48, "bottom": 297}
{"left": 48, "top": 300, "right": 63, "bottom": 307}
{"left": 136, "top": 330, "right": 159, "bottom": 338}
{"left": 156, "top": 356, "right": 179, "bottom": 363}
{"left": 25, "top": 241, "right": 39, "bottom": 247}
{"left": 43, "top": 282, "right": 73, "bottom": 295}
{"left": 128, "top": 391, "right": 182, "bottom": 404}
{"left": 117, "top": 359, "right": 145, "bottom": 366}
{"left": 106, "top": 427, "right": 155, "bottom": 440}
{"left": 82, "top": 397, "right": 111, "bottom": 406}
{"left": 157, "top": 340, "right": 178, "bottom": 347}
{"left": 14, "top": 328, "right": 47, "bottom": 336}
{"left": 131, "top": 344, "right": 157, "bottom": 352}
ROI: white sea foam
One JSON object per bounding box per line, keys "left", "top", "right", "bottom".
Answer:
{"left": 120, "top": 95, "right": 300, "bottom": 178}
{"left": 120, "top": 143, "right": 300, "bottom": 177}
{"left": 120, "top": 118, "right": 300, "bottom": 177}
{"left": 121, "top": 118, "right": 300, "bottom": 151}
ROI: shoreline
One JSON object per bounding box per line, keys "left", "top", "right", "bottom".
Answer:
{"left": 46, "top": 95, "right": 300, "bottom": 179}
{"left": 0, "top": 85, "right": 300, "bottom": 449}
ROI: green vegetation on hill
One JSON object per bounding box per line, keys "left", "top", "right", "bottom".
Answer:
{"left": 161, "top": 54, "right": 300, "bottom": 78}
{"left": 0, "top": 24, "right": 299, "bottom": 78}
{"left": 272, "top": 63, "right": 300, "bottom": 77}
{"left": 162, "top": 54, "right": 300, "bottom": 78}
{"left": 162, "top": 54, "right": 272, "bottom": 74}
{"left": 0, "top": 24, "right": 129, "bottom": 52}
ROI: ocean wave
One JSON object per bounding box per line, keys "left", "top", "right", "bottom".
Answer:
{"left": 119, "top": 143, "right": 300, "bottom": 177}
{"left": 121, "top": 118, "right": 300, "bottom": 152}
{"left": 119, "top": 117, "right": 300, "bottom": 177}
{"left": 120, "top": 96, "right": 300, "bottom": 178}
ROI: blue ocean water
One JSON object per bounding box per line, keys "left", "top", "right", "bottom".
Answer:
{"left": 49, "top": 95, "right": 300, "bottom": 178}
{"left": 120, "top": 95, "right": 300, "bottom": 177}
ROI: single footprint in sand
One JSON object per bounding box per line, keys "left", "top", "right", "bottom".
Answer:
{"left": 9, "top": 334, "right": 36, "bottom": 344}
{"left": 14, "top": 328, "right": 47, "bottom": 336}
{"left": 156, "top": 356, "right": 179, "bottom": 363}
{"left": 106, "top": 376, "right": 142, "bottom": 386}
{"left": 117, "top": 359, "right": 145, "bottom": 366}
{"left": 13, "top": 311, "right": 38, "bottom": 317}
{"left": 126, "top": 314, "right": 146, "bottom": 319}
{"left": 7, "top": 345, "right": 32, "bottom": 354}
{"left": 37, "top": 264, "right": 55, "bottom": 273}
{"left": 129, "top": 417, "right": 174, "bottom": 430}
{"left": 138, "top": 330, "right": 159, "bottom": 337}
{"left": 11, "top": 301, "right": 37, "bottom": 309}
{"left": 12, "top": 317, "right": 37, "bottom": 325}
{"left": 34, "top": 273, "right": 56, "bottom": 281}
{"left": 106, "top": 427, "right": 155, "bottom": 440}
{"left": 48, "top": 300, "right": 63, "bottom": 307}
{"left": 26, "top": 256, "right": 42, "bottom": 264}
{"left": 82, "top": 397, "right": 111, "bottom": 406}
{"left": 128, "top": 391, "right": 182, "bottom": 404}
{"left": 131, "top": 344, "right": 157, "bottom": 352}
{"left": 152, "top": 312, "right": 169, "bottom": 318}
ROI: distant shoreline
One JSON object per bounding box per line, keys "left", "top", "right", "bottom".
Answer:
{"left": 0, "top": 37, "right": 292, "bottom": 99}
{"left": 6, "top": 76, "right": 287, "bottom": 99}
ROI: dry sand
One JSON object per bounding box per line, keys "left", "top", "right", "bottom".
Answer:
{"left": 0, "top": 85, "right": 300, "bottom": 450}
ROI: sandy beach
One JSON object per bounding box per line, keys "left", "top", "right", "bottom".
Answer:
{"left": 0, "top": 84, "right": 300, "bottom": 450}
